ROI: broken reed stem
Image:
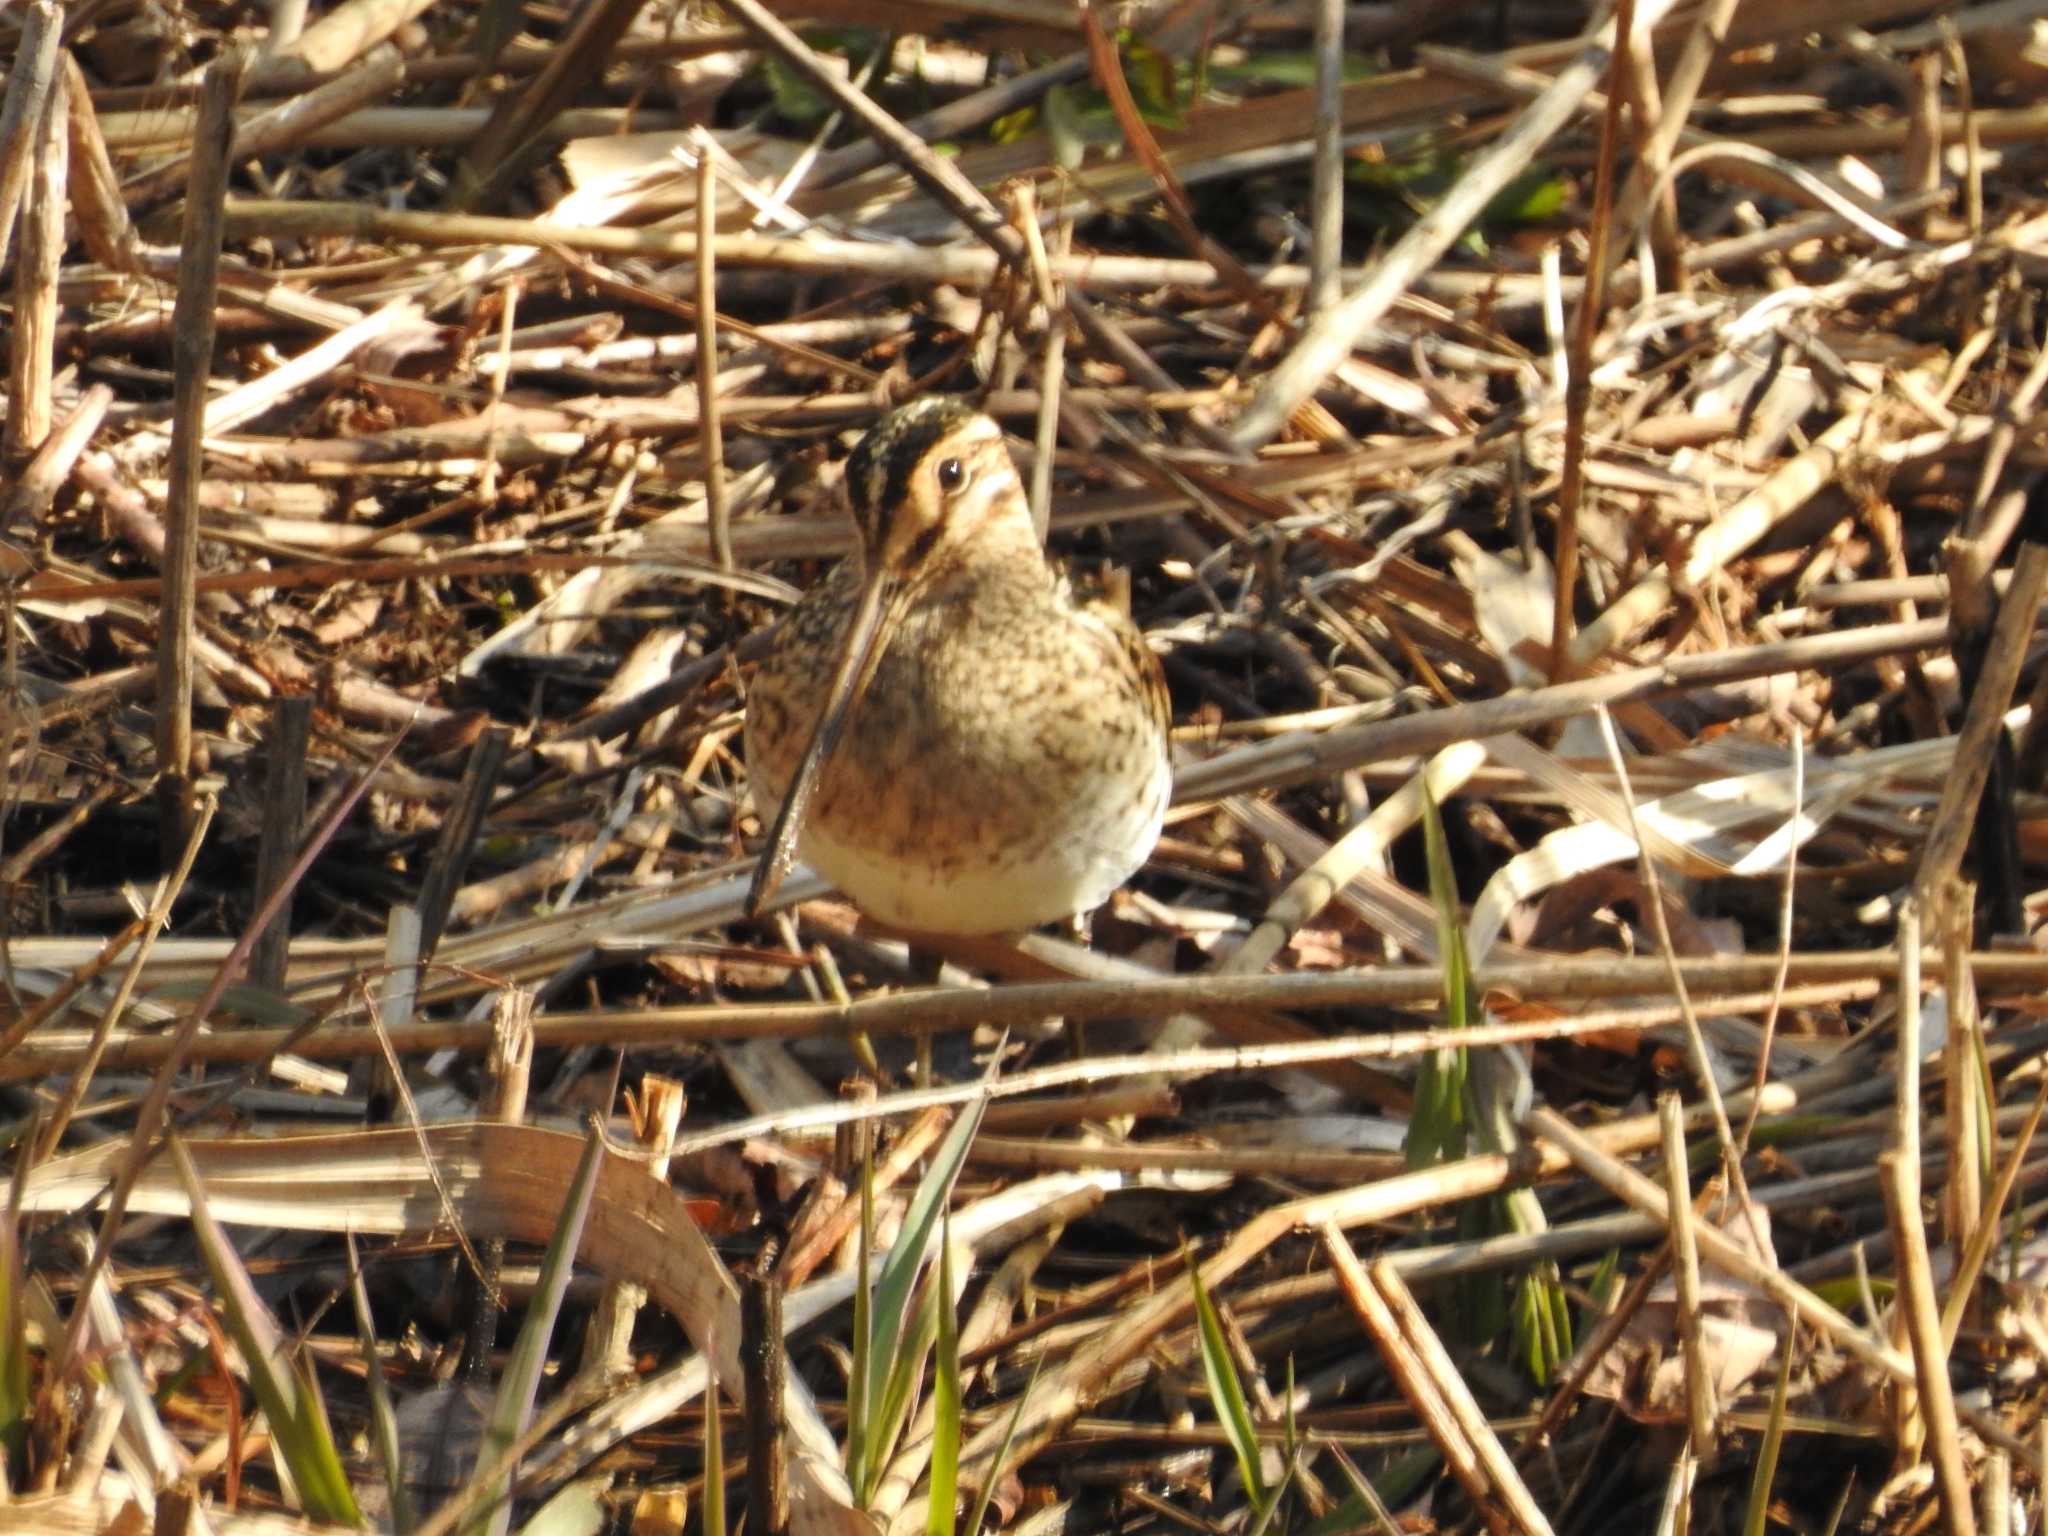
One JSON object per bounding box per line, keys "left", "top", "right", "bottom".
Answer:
{"left": 29, "top": 800, "right": 214, "bottom": 1168}
{"left": 1895, "top": 894, "right": 1925, "bottom": 1177}
{"left": 1939, "top": 893, "right": 1983, "bottom": 1272}
{"left": 1658, "top": 1092, "right": 1716, "bottom": 1459}
{"left": 1940, "top": 1070, "right": 2048, "bottom": 1352}
{"left": 1320, "top": 1225, "right": 1510, "bottom": 1535}
{"left": 458, "top": 990, "right": 533, "bottom": 1381}
{"left": 62, "top": 51, "right": 137, "bottom": 271}
{"left": 14, "top": 948, "right": 2048, "bottom": 1084}
{"left": 158, "top": 46, "right": 249, "bottom": 863}
{"left": 2, "top": 383, "right": 112, "bottom": 533}
{"left": 1549, "top": 0, "right": 1634, "bottom": 680}
{"left": 1306, "top": 0, "right": 1344, "bottom": 314}
{"left": 582, "top": 1073, "right": 685, "bottom": 1383}
{"left": 1525, "top": 1105, "right": 2037, "bottom": 1470}
{"left": 0, "top": 0, "right": 62, "bottom": 274}
{"left": 697, "top": 142, "right": 732, "bottom": 574}
{"left": 5, "top": 61, "right": 66, "bottom": 461}
{"left": 742, "top": 1268, "right": 788, "bottom": 1536}
{"left": 250, "top": 695, "right": 313, "bottom": 994}
{"left": 1369, "top": 1260, "right": 1555, "bottom": 1536}
{"left": 1880, "top": 1149, "right": 1978, "bottom": 1536}
{"left": 1916, "top": 539, "right": 2048, "bottom": 903}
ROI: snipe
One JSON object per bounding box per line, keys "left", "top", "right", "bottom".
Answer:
{"left": 743, "top": 399, "right": 1171, "bottom": 935}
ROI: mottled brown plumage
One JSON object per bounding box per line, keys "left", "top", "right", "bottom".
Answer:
{"left": 743, "top": 400, "right": 1171, "bottom": 934}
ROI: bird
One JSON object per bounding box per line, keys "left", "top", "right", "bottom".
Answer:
{"left": 742, "top": 398, "right": 1172, "bottom": 936}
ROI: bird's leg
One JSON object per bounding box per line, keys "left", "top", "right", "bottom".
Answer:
{"left": 908, "top": 946, "right": 943, "bottom": 1088}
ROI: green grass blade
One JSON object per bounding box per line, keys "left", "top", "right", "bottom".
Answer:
{"left": 0, "top": 1152, "right": 28, "bottom": 1478}
{"left": 702, "top": 1367, "right": 725, "bottom": 1536}
{"left": 346, "top": 1231, "right": 416, "bottom": 1536}
{"left": 170, "top": 1134, "right": 362, "bottom": 1526}
{"left": 963, "top": 1357, "right": 1042, "bottom": 1536}
{"left": 1405, "top": 784, "right": 1470, "bottom": 1169}
{"left": 848, "top": 1149, "right": 874, "bottom": 1499}
{"left": 925, "top": 1215, "right": 960, "bottom": 1536}
{"left": 1188, "top": 1256, "right": 1267, "bottom": 1515}
{"left": 463, "top": 1125, "right": 606, "bottom": 1536}
{"left": 858, "top": 1076, "right": 992, "bottom": 1491}
{"left": 870, "top": 1265, "right": 942, "bottom": 1486}
{"left": 1741, "top": 1322, "right": 1797, "bottom": 1536}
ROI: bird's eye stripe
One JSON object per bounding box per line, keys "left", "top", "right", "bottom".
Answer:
{"left": 903, "top": 523, "right": 944, "bottom": 570}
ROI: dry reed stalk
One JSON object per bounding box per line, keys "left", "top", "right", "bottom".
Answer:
{"left": 1183, "top": 611, "right": 2018, "bottom": 802}
{"left": 1371, "top": 1259, "right": 1556, "bottom": 1536}
{"left": 1, "top": 383, "right": 111, "bottom": 531}
{"left": 1320, "top": 1225, "right": 1511, "bottom": 1535}
{"left": 696, "top": 142, "right": 733, "bottom": 574}
{"left": 249, "top": 695, "right": 313, "bottom": 993}
{"left": 157, "top": 47, "right": 248, "bottom": 860}
{"left": 12, "top": 947, "right": 2048, "bottom": 1083}
{"left": 1225, "top": 1, "right": 1679, "bottom": 454}
{"left": 1658, "top": 1092, "right": 1717, "bottom": 1459}
{"left": 126, "top": 43, "right": 409, "bottom": 212}
{"left": 1915, "top": 541, "right": 2048, "bottom": 901}
{"left": 1548, "top": 0, "right": 1634, "bottom": 680}
{"left": 212, "top": 195, "right": 1418, "bottom": 295}
{"left": 1525, "top": 1106, "right": 2033, "bottom": 1468}
{"left": 584, "top": 1074, "right": 686, "bottom": 1381}
{"left": 4, "top": 64, "right": 66, "bottom": 461}
{"left": 452, "top": 0, "right": 653, "bottom": 210}
{"left": 60, "top": 52, "right": 135, "bottom": 270}
{"left": 0, "top": 0, "right": 61, "bottom": 274}
{"left": 1880, "top": 1148, "right": 1978, "bottom": 1536}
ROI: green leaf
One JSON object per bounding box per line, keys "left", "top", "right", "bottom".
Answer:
{"left": 989, "top": 105, "right": 1038, "bottom": 143}
{"left": 1123, "top": 37, "right": 1183, "bottom": 126}
{"left": 859, "top": 1086, "right": 990, "bottom": 1483}
{"left": 1188, "top": 1256, "right": 1267, "bottom": 1515}
{"left": 0, "top": 1192, "right": 26, "bottom": 1476}
{"left": 763, "top": 55, "right": 832, "bottom": 125}
{"left": 1482, "top": 168, "right": 1567, "bottom": 226}
{"left": 964, "top": 1356, "right": 1040, "bottom": 1536}
{"left": 1742, "top": 1324, "right": 1798, "bottom": 1536}
{"left": 925, "top": 1217, "right": 960, "bottom": 1536}
{"left": 347, "top": 1231, "right": 417, "bottom": 1536}
{"left": 702, "top": 1368, "right": 725, "bottom": 1536}
{"left": 1042, "top": 83, "right": 1088, "bottom": 171}
{"left": 868, "top": 1264, "right": 943, "bottom": 1487}
{"left": 171, "top": 1136, "right": 363, "bottom": 1527}
{"left": 464, "top": 1127, "right": 606, "bottom": 1536}
{"left": 1405, "top": 784, "right": 1470, "bottom": 1170}
{"left": 847, "top": 1156, "right": 874, "bottom": 1500}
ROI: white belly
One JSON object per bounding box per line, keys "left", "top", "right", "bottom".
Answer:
{"left": 784, "top": 752, "right": 1170, "bottom": 935}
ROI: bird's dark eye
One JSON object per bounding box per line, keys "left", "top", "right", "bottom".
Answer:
{"left": 936, "top": 457, "right": 965, "bottom": 491}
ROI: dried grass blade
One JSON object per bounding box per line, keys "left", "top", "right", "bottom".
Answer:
{"left": 170, "top": 1134, "right": 363, "bottom": 1526}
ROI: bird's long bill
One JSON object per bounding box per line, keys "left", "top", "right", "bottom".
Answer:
{"left": 745, "top": 564, "right": 905, "bottom": 918}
